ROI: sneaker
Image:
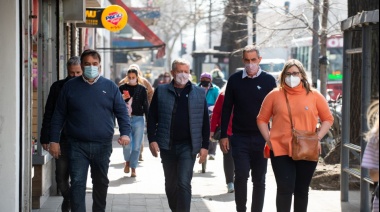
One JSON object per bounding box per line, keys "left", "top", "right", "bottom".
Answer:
{"left": 227, "top": 182, "right": 235, "bottom": 193}
{"left": 61, "top": 198, "right": 70, "bottom": 212}
{"left": 208, "top": 155, "right": 215, "bottom": 160}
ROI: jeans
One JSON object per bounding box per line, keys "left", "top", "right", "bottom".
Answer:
{"left": 68, "top": 139, "right": 113, "bottom": 212}
{"left": 223, "top": 139, "right": 235, "bottom": 184}
{"left": 231, "top": 134, "right": 267, "bottom": 212}
{"left": 160, "top": 144, "right": 196, "bottom": 212}
{"left": 270, "top": 151, "right": 317, "bottom": 212}
{"left": 56, "top": 141, "right": 70, "bottom": 200}
{"left": 123, "top": 116, "right": 145, "bottom": 168}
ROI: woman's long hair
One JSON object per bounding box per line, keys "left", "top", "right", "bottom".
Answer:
{"left": 278, "top": 59, "right": 312, "bottom": 94}
{"left": 366, "top": 100, "right": 379, "bottom": 149}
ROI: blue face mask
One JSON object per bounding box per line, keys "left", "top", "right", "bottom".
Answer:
{"left": 84, "top": 66, "right": 99, "bottom": 79}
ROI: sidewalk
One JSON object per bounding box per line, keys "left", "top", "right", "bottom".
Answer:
{"left": 33, "top": 131, "right": 361, "bottom": 212}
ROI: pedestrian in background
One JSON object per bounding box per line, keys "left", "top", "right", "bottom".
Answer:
{"left": 362, "top": 100, "right": 379, "bottom": 212}
{"left": 211, "top": 68, "right": 227, "bottom": 89}
{"left": 147, "top": 58, "right": 210, "bottom": 212}
{"left": 220, "top": 45, "right": 277, "bottom": 212}
{"left": 198, "top": 72, "right": 220, "bottom": 160}
{"left": 119, "top": 64, "right": 153, "bottom": 161}
{"left": 119, "top": 68, "right": 149, "bottom": 177}
{"left": 210, "top": 84, "right": 235, "bottom": 193}
{"left": 257, "top": 59, "right": 333, "bottom": 212}
{"left": 49, "top": 49, "right": 131, "bottom": 212}
{"left": 40, "top": 56, "right": 82, "bottom": 212}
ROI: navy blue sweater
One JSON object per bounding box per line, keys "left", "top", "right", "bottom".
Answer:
{"left": 50, "top": 76, "right": 131, "bottom": 143}
{"left": 221, "top": 71, "right": 276, "bottom": 138}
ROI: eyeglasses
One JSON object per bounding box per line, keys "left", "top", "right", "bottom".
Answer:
{"left": 285, "top": 72, "right": 300, "bottom": 76}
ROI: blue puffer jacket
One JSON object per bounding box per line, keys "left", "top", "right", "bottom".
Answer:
{"left": 154, "top": 82, "right": 206, "bottom": 155}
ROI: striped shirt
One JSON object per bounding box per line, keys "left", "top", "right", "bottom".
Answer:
{"left": 362, "top": 134, "right": 379, "bottom": 212}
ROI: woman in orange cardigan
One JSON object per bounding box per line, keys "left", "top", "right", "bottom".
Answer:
{"left": 257, "top": 59, "right": 333, "bottom": 212}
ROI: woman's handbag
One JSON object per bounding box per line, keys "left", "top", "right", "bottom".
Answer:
{"left": 212, "top": 126, "right": 221, "bottom": 141}
{"left": 285, "top": 91, "right": 319, "bottom": 162}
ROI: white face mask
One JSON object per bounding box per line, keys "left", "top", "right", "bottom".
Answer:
{"left": 175, "top": 73, "right": 190, "bottom": 85}
{"left": 285, "top": 76, "right": 301, "bottom": 88}
{"left": 129, "top": 79, "right": 137, "bottom": 85}
{"left": 245, "top": 63, "right": 259, "bottom": 75}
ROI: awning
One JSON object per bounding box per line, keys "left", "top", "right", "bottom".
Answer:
{"left": 108, "top": 0, "right": 166, "bottom": 59}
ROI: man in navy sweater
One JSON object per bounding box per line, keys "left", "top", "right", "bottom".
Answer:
{"left": 220, "top": 45, "right": 277, "bottom": 212}
{"left": 49, "top": 49, "right": 131, "bottom": 212}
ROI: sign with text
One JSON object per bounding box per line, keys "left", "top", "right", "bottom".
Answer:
{"left": 77, "top": 5, "right": 128, "bottom": 32}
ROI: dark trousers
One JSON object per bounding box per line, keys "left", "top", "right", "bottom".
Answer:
{"left": 270, "top": 151, "right": 317, "bottom": 212}
{"left": 231, "top": 134, "right": 267, "bottom": 212}
{"left": 160, "top": 144, "right": 196, "bottom": 212}
{"left": 223, "top": 139, "right": 234, "bottom": 184}
{"left": 208, "top": 141, "right": 217, "bottom": 156}
{"left": 68, "top": 140, "right": 113, "bottom": 212}
{"left": 56, "top": 141, "right": 70, "bottom": 200}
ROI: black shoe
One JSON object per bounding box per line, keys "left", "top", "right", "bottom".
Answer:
{"left": 62, "top": 199, "right": 70, "bottom": 212}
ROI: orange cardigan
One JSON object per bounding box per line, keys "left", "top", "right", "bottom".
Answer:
{"left": 257, "top": 84, "right": 334, "bottom": 157}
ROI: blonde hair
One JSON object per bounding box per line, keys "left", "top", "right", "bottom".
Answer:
{"left": 365, "top": 100, "right": 379, "bottom": 148}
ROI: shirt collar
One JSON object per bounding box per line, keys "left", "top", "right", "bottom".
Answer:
{"left": 82, "top": 75, "right": 101, "bottom": 85}
{"left": 242, "top": 68, "right": 262, "bottom": 79}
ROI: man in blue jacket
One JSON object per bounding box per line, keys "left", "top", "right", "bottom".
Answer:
{"left": 49, "top": 49, "right": 131, "bottom": 212}
{"left": 147, "top": 58, "right": 210, "bottom": 212}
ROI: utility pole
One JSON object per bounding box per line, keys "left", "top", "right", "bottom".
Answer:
{"left": 319, "top": 0, "right": 329, "bottom": 98}
{"left": 311, "top": 0, "right": 320, "bottom": 89}
{"left": 208, "top": 0, "right": 212, "bottom": 62}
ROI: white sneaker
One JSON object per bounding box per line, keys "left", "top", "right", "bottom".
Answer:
{"left": 227, "top": 182, "right": 234, "bottom": 193}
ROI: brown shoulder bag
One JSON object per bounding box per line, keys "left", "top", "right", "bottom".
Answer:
{"left": 285, "top": 91, "right": 319, "bottom": 162}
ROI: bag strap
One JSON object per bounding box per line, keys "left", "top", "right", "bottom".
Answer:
{"left": 284, "top": 90, "right": 294, "bottom": 130}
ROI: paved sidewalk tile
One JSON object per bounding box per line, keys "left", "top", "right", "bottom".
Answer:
{"left": 33, "top": 132, "right": 361, "bottom": 212}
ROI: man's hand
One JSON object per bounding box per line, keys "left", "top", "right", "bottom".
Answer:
{"left": 219, "top": 138, "right": 229, "bottom": 154}
{"left": 118, "top": 135, "right": 130, "bottom": 146}
{"left": 42, "top": 144, "right": 49, "bottom": 151}
{"left": 197, "top": 148, "right": 208, "bottom": 164}
{"left": 149, "top": 142, "right": 160, "bottom": 157}
{"left": 49, "top": 142, "right": 61, "bottom": 159}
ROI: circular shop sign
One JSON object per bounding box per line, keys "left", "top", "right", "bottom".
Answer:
{"left": 101, "top": 5, "right": 128, "bottom": 32}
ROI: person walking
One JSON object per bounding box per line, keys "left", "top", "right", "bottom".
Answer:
{"left": 119, "top": 64, "right": 153, "bottom": 162}
{"left": 147, "top": 58, "right": 210, "bottom": 212}
{"left": 220, "top": 45, "right": 277, "bottom": 212}
{"left": 211, "top": 68, "right": 227, "bottom": 89}
{"left": 39, "top": 56, "right": 82, "bottom": 212}
{"left": 119, "top": 68, "right": 149, "bottom": 177}
{"left": 257, "top": 59, "right": 334, "bottom": 212}
{"left": 362, "top": 100, "right": 379, "bottom": 212}
{"left": 49, "top": 49, "right": 131, "bottom": 212}
{"left": 210, "top": 84, "right": 235, "bottom": 193}
{"left": 198, "top": 72, "right": 220, "bottom": 160}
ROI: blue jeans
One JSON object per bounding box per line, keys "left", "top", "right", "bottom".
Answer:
{"left": 160, "top": 144, "right": 196, "bottom": 212}
{"left": 123, "top": 116, "right": 145, "bottom": 168}
{"left": 270, "top": 151, "right": 317, "bottom": 212}
{"left": 230, "top": 134, "right": 267, "bottom": 212}
{"left": 68, "top": 139, "right": 113, "bottom": 212}
{"left": 56, "top": 141, "right": 70, "bottom": 200}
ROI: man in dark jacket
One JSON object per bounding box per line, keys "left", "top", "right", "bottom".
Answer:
{"left": 39, "top": 56, "right": 82, "bottom": 212}
{"left": 147, "top": 58, "right": 210, "bottom": 212}
{"left": 220, "top": 45, "right": 277, "bottom": 212}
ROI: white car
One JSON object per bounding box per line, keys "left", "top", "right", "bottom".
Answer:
{"left": 259, "top": 59, "right": 285, "bottom": 83}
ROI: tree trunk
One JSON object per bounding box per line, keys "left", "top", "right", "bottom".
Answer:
{"left": 319, "top": 0, "right": 329, "bottom": 98}
{"left": 220, "top": 0, "right": 251, "bottom": 75}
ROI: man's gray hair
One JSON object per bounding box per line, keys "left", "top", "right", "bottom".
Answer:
{"left": 171, "top": 58, "right": 190, "bottom": 71}
{"left": 67, "top": 56, "right": 81, "bottom": 67}
{"left": 242, "top": 45, "right": 260, "bottom": 58}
